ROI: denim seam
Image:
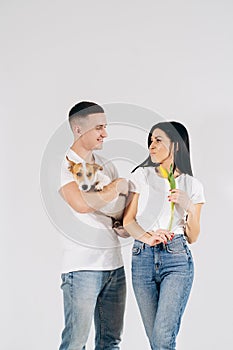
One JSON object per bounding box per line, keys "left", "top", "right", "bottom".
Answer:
{"left": 97, "top": 296, "right": 106, "bottom": 349}
{"left": 168, "top": 257, "right": 194, "bottom": 349}
{"left": 68, "top": 272, "right": 74, "bottom": 349}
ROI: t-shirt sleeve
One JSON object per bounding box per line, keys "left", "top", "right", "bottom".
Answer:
{"left": 128, "top": 167, "right": 146, "bottom": 194}
{"left": 110, "top": 162, "right": 119, "bottom": 181}
{"left": 95, "top": 154, "right": 119, "bottom": 181}
{"left": 191, "top": 178, "right": 206, "bottom": 204}
{"left": 60, "top": 158, "right": 75, "bottom": 189}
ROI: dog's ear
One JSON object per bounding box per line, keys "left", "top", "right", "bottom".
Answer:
{"left": 66, "top": 156, "right": 76, "bottom": 172}
{"left": 93, "top": 163, "right": 103, "bottom": 171}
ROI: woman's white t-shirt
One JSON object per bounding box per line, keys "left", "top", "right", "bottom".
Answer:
{"left": 129, "top": 167, "right": 205, "bottom": 235}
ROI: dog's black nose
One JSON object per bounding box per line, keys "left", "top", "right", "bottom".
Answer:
{"left": 82, "top": 184, "right": 88, "bottom": 191}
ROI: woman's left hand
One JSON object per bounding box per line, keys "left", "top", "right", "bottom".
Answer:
{"left": 168, "top": 189, "right": 192, "bottom": 212}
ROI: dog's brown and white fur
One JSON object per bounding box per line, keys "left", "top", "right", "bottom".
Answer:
{"left": 66, "top": 156, "right": 112, "bottom": 192}
{"left": 66, "top": 156, "right": 129, "bottom": 237}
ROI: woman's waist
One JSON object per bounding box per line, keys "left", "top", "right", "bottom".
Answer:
{"left": 151, "top": 225, "right": 185, "bottom": 236}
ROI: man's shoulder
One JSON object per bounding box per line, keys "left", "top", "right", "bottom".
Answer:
{"left": 94, "top": 153, "right": 116, "bottom": 170}
{"left": 94, "top": 153, "right": 118, "bottom": 180}
{"left": 60, "top": 149, "right": 76, "bottom": 188}
{"left": 94, "top": 153, "right": 110, "bottom": 164}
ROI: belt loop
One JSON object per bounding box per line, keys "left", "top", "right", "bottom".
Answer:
{"left": 141, "top": 242, "right": 145, "bottom": 250}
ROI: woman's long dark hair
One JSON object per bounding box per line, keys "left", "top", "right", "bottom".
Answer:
{"left": 132, "top": 121, "right": 193, "bottom": 176}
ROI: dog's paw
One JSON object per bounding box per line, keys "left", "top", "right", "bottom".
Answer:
{"left": 112, "top": 220, "right": 122, "bottom": 229}
{"left": 94, "top": 183, "right": 104, "bottom": 191}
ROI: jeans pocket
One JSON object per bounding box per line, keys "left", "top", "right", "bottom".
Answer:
{"left": 132, "top": 241, "right": 142, "bottom": 256}
{"left": 132, "top": 247, "right": 141, "bottom": 255}
{"left": 166, "top": 236, "right": 186, "bottom": 254}
{"left": 61, "top": 272, "right": 73, "bottom": 288}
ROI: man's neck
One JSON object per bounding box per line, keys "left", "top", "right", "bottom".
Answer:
{"left": 70, "top": 142, "right": 94, "bottom": 163}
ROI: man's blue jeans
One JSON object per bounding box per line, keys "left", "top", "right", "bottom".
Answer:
{"left": 132, "top": 235, "right": 194, "bottom": 350}
{"left": 59, "top": 267, "right": 126, "bottom": 350}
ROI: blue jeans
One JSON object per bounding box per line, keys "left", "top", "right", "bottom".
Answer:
{"left": 59, "top": 267, "right": 126, "bottom": 350}
{"left": 132, "top": 234, "right": 194, "bottom": 350}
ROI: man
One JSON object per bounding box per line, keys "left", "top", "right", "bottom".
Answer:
{"left": 59, "top": 101, "right": 128, "bottom": 350}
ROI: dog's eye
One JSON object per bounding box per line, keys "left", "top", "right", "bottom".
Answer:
{"left": 76, "top": 172, "right": 82, "bottom": 177}
{"left": 87, "top": 172, "right": 92, "bottom": 177}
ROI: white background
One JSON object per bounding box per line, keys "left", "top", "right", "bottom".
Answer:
{"left": 1, "top": 1, "right": 233, "bottom": 349}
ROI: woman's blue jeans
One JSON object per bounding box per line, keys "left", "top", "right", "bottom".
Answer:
{"left": 59, "top": 267, "right": 126, "bottom": 350}
{"left": 132, "top": 234, "right": 194, "bottom": 350}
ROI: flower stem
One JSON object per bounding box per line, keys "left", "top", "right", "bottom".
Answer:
{"left": 159, "top": 164, "right": 176, "bottom": 231}
{"left": 168, "top": 202, "right": 175, "bottom": 231}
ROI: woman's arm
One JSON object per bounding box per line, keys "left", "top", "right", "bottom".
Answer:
{"left": 123, "top": 192, "right": 173, "bottom": 246}
{"left": 185, "top": 203, "right": 203, "bottom": 243}
{"left": 168, "top": 189, "right": 203, "bottom": 244}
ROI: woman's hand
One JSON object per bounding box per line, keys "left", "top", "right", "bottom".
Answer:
{"left": 168, "top": 189, "right": 193, "bottom": 212}
{"left": 168, "top": 189, "right": 204, "bottom": 243}
{"left": 140, "top": 229, "right": 174, "bottom": 246}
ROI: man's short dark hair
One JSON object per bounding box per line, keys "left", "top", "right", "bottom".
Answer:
{"left": 68, "top": 101, "right": 104, "bottom": 124}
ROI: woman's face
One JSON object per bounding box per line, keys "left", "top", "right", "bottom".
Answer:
{"left": 149, "top": 128, "right": 173, "bottom": 165}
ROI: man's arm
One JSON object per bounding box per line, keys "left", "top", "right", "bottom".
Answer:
{"left": 59, "top": 178, "right": 128, "bottom": 214}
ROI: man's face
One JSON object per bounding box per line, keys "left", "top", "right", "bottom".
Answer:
{"left": 79, "top": 113, "right": 108, "bottom": 150}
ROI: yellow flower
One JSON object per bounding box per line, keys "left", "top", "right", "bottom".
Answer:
{"left": 159, "top": 164, "right": 176, "bottom": 231}
{"left": 159, "top": 165, "right": 169, "bottom": 179}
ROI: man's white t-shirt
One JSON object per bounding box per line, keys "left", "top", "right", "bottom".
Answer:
{"left": 59, "top": 149, "right": 123, "bottom": 273}
{"left": 129, "top": 167, "right": 205, "bottom": 235}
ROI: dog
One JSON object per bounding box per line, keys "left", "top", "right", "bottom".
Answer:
{"left": 66, "top": 156, "right": 130, "bottom": 238}
{"left": 66, "top": 156, "right": 110, "bottom": 192}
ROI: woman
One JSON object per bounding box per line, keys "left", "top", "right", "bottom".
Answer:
{"left": 123, "top": 121, "right": 205, "bottom": 350}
